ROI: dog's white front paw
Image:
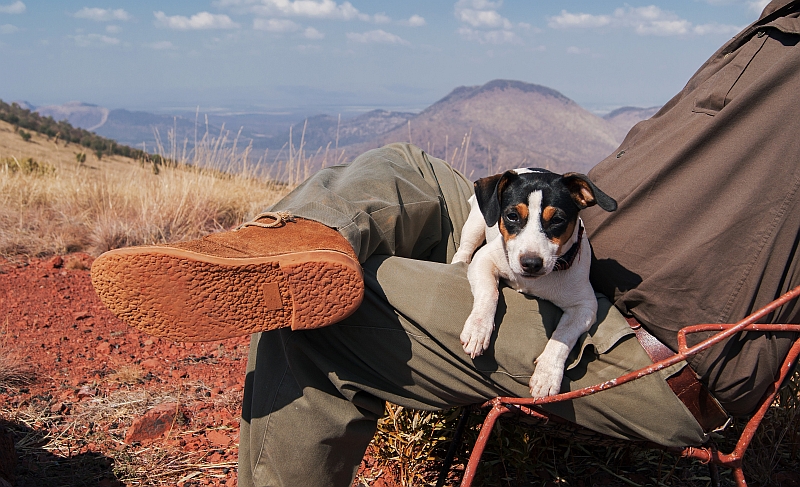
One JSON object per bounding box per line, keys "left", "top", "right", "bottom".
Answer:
{"left": 460, "top": 315, "right": 493, "bottom": 358}
{"left": 528, "top": 365, "right": 564, "bottom": 398}
{"left": 451, "top": 249, "right": 472, "bottom": 265}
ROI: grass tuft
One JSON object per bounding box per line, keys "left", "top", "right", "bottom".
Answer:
{"left": 0, "top": 353, "right": 36, "bottom": 393}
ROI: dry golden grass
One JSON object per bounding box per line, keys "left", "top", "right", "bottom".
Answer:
{"left": 0, "top": 119, "right": 294, "bottom": 258}
{"left": 0, "top": 353, "right": 35, "bottom": 393}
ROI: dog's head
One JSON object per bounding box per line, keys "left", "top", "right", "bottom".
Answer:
{"left": 474, "top": 168, "right": 616, "bottom": 277}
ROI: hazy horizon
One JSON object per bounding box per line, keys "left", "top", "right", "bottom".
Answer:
{"left": 1, "top": 1, "right": 771, "bottom": 116}
{"left": 10, "top": 81, "right": 664, "bottom": 119}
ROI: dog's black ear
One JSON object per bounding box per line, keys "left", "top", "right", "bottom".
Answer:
{"left": 474, "top": 172, "right": 514, "bottom": 226}
{"left": 562, "top": 173, "right": 617, "bottom": 212}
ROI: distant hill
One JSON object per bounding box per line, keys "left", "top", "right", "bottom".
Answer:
{"left": 0, "top": 99, "right": 152, "bottom": 161}
{"left": 31, "top": 103, "right": 303, "bottom": 155}
{"left": 34, "top": 103, "right": 208, "bottom": 154}
{"left": 93, "top": 109, "right": 204, "bottom": 153}
{"left": 270, "top": 110, "right": 415, "bottom": 151}
{"left": 36, "top": 101, "right": 110, "bottom": 132}
{"left": 347, "top": 80, "right": 631, "bottom": 176}
{"left": 22, "top": 81, "right": 659, "bottom": 177}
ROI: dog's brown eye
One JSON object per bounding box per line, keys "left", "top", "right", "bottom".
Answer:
{"left": 505, "top": 211, "right": 520, "bottom": 222}
{"left": 550, "top": 216, "right": 565, "bottom": 226}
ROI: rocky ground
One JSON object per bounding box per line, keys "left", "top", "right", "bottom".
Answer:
{"left": 0, "top": 254, "right": 391, "bottom": 487}
{"left": 2, "top": 253, "right": 800, "bottom": 487}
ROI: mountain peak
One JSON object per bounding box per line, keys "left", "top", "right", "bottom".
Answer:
{"left": 476, "top": 79, "right": 570, "bottom": 102}
{"left": 434, "top": 79, "right": 572, "bottom": 109}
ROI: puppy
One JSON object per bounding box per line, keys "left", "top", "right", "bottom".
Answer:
{"left": 451, "top": 168, "right": 617, "bottom": 398}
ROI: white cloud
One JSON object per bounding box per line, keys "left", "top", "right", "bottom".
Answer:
{"left": 454, "top": 0, "right": 522, "bottom": 45}
{"left": 145, "top": 40, "right": 176, "bottom": 50}
{"left": 218, "top": 0, "right": 369, "bottom": 21}
{"left": 455, "top": 0, "right": 512, "bottom": 29}
{"left": 0, "top": 23, "right": 18, "bottom": 34}
{"left": 304, "top": 26, "right": 324, "bottom": 39}
{"left": 252, "top": 17, "right": 326, "bottom": 38}
{"left": 373, "top": 12, "right": 390, "bottom": 24}
{"left": 622, "top": 6, "right": 691, "bottom": 35}
{"left": 105, "top": 24, "right": 121, "bottom": 34}
{"left": 636, "top": 19, "right": 691, "bottom": 35}
{"left": 74, "top": 7, "right": 130, "bottom": 22}
{"left": 405, "top": 14, "right": 425, "bottom": 27}
{"left": 747, "top": 0, "right": 771, "bottom": 13}
{"left": 69, "top": 33, "right": 120, "bottom": 46}
{"left": 346, "top": 29, "right": 409, "bottom": 45}
{"left": 254, "top": 17, "right": 300, "bottom": 32}
{"left": 154, "top": 11, "right": 240, "bottom": 30}
{"left": 457, "top": 8, "right": 511, "bottom": 29}
{"left": 0, "top": 1, "right": 24, "bottom": 14}
{"left": 549, "top": 5, "right": 740, "bottom": 37}
{"left": 458, "top": 26, "right": 520, "bottom": 45}
{"left": 693, "top": 22, "right": 741, "bottom": 35}
{"left": 548, "top": 11, "right": 611, "bottom": 29}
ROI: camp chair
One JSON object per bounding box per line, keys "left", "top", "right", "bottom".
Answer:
{"left": 437, "top": 284, "right": 800, "bottom": 487}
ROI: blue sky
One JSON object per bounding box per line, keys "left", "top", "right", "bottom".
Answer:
{"left": 0, "top": 0, "right": 772, "bottom": 115}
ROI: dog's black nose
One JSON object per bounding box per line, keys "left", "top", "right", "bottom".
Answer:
{"left": 520, "top": 256, "right": 543, "bottom": 274}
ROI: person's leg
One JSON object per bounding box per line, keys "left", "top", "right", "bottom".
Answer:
{"left": 268, "top": 142, "right": 474, "bottom": 263}
{"left": 239, "top": 256, "right": 706, "bottom": 487}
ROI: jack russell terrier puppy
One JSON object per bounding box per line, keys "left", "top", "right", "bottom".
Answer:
{"left": 451, "top": 168, "right": 617, "bottom": 398}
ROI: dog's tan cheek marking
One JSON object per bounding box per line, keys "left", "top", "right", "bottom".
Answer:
{"left": 515, "top": 203, "right": 529, "bottom": 222}
{"left": 551, "top": 220, "right": 577, "bottom": 254}
{"left": 542, "top": 206, "right": 556, "bottom": 223}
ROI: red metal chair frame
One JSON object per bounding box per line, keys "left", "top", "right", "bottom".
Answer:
{"left": 458, "top": 285, "right": 800, "bottom": 487}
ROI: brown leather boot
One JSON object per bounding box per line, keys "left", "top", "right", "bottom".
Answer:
{"left": 91, "top": 212, "right": 363, "bottom": 342}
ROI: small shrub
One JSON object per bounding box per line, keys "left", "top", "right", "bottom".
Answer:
{"left": 76, "top": 152, "right": 86, "bottom": 165}
{"left": 1, "top": 156, "right": 55, "bottom": 176}
{"left": 19, "top": 130, "right": 31, "bottom": 142}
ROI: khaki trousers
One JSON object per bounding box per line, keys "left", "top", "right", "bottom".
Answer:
{"left": 238, "top": 143, "right": 705, "bottom": 487}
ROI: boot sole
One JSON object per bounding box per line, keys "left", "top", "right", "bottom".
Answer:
{"left": 91, "top": 247, "right": 364, "bottom": 342}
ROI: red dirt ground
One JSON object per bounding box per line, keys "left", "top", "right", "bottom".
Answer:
{"left": 0, "top": 254, "right": 392, "bottom": 487}
{"left": 4, "top": 254, "right": 800, "bottom": 487}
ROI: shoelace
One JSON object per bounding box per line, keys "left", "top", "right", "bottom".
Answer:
{"left": 235, "top": 211, "right": 295, "bottom": 230}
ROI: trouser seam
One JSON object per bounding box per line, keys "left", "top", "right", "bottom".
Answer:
{"left": 252, "top": 338, "right": 292, "bottom": 475}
